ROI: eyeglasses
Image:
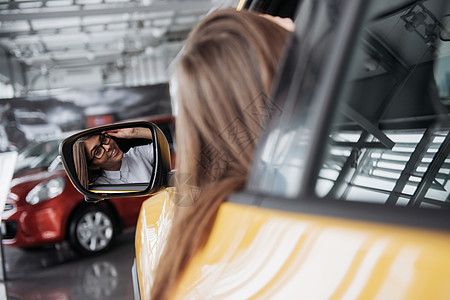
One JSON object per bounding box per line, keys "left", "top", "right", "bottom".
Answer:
{"left": 89, "top": 134, "right": 111, "bottom": 163}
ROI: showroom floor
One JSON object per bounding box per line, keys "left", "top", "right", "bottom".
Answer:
{"left": 3, "top": 229, "right": 136, "bottom": 300}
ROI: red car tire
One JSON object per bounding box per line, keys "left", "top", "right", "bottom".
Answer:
{"left": 68, "top": 204, "right": 117, "bottom": 256}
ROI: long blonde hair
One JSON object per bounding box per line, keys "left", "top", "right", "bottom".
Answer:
{"left": 73, "top": 137, "right": 90, "bottom": 189}
{"left": 73, "top": 135, "right": 103, "bottom": 188}
{"left": 152, "top": 8, "right": 289, "bottom": 299}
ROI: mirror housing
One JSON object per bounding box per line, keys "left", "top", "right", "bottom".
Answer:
{"left": 59, "top": 121, "right": 171, "bottom": 202}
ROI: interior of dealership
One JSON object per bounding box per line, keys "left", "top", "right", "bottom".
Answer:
{"left": 2, "top": 0, "right": 450, "bottom": 299}
{"left": 0, "top": 0, "right": 235, "bottom": 299}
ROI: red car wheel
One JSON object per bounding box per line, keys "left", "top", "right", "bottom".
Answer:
{"left": 68, "top": 205, "right": 117, "bottom": 256}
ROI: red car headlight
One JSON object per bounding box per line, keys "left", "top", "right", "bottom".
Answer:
{"left": 25, "top": 177, "right": 66, "bottom": 205}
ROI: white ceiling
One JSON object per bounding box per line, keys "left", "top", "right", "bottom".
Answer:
{"left": 0, "top": 0, "right": 238, "bottom": 96}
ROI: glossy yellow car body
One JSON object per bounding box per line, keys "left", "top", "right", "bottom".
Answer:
{"left": 135, "top": 188, "right": 175, "bottom": 299}
{"left": 132, "top": 0, "right": 450, "bottom": 298}
{"left": 135, "top": 188, "right": 450, "bottom": 299}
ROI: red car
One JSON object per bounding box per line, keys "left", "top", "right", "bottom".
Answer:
{"left": 1, "top": 115, "right": 175, "bottom": 255}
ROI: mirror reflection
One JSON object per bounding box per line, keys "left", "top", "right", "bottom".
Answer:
{"left": 72, "top": 127, "right": 154, "bottom": 191}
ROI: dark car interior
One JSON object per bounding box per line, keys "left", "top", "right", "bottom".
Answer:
{"left": 232, "top": 0, "right": 450, "bottom": 231}
{"left": 315, "top": 0, "right": 450, "bottom": 209}
{"left": 243, "top": 0, "right": 301, "bottom": 19}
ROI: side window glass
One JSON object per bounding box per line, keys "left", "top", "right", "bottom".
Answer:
{"left": 157, "top": 120, "right": 175, "bottom": 153}
{"left": 316, "top": 1, "right": 450, "bottom": 209}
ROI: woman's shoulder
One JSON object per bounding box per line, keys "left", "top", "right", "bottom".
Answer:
{"left": 126, "top": 144, "right": 152, "bottom": 156}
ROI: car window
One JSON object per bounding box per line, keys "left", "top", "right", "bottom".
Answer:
{"left": 17, "top": 116, "right": 47, "bottom": 125}
{"left": 15, "top": 140, "right": 60, "bottom": 172}
{"left": 248, "top": 0, "right": 450, "bottom": 212}
{"left": 156, "top": 120, "right": 175, "bottom": 152}
{"left": 32, "top": 142, "right": 60, "bottom": 169}
{"left": 313, "top": 0, "right": 450, "bottom": 209}
{"left": 18, "top": 141, "right": 52, "bottom": 159}
{"left": 248, "top": 0, "right": 356, "bottom": 196}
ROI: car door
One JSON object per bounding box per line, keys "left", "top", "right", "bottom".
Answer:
{"left": 170, "top": 0, "right": 450, "bottom": 298}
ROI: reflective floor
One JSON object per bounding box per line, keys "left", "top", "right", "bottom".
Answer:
{"left": 3, "top": 229, "right": 136, "bottom": 300}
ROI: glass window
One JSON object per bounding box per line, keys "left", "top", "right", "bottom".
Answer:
{"left": 315, "top": 0, "right": 450, "bottom": 209}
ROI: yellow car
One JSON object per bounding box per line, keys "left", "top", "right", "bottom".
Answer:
{"left": 134, "top": 0, "right": 450, "bottom": 298}
{"left": 60, "top": 0, "right": 450, "bottom": 299}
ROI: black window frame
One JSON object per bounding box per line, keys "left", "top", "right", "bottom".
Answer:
{"left": 229, "top": 0, "right": 450, "bottom": 232}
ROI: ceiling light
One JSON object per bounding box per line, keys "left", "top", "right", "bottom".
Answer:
{"left": 145, "top": 46, "right": 154, "bottom": 55}
{"left": 151, "top": 27, "right": 167, "bottom": 38}
{"left": 87, "top": 51, "right": 95, "bottom": 61}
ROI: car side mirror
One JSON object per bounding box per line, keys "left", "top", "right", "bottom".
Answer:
{"left": 58, "top": 121, "right": 171, "bottom": 202}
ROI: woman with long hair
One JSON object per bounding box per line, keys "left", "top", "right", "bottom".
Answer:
{"left": 152, "top": 8, "right": 292, "bottom": 299}
{"left": 73, "top": 127, "right": 154, "bottom": 188}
